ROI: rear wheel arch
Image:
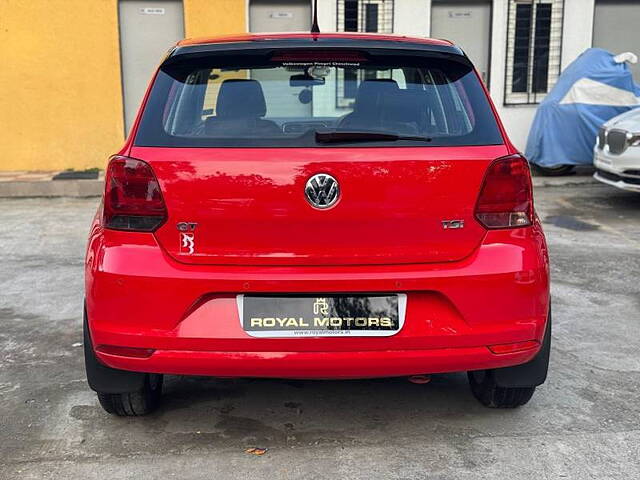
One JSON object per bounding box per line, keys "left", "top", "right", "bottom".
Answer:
{"left": 83, "top": 303, "right": 149, "bottom": 394}
{"left": 468, "top": 309, "right": 551, "bottom": 408}
{"left": 491, "top": 309, "right": 552, "bottom": 389}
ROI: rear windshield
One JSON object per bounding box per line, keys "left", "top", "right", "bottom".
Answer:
{"left": 135, "top": 49, "right": 503, "bottom": 148}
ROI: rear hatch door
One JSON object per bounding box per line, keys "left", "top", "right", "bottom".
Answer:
{"left": 132, "top": 145, "right": 507, "bottom": 266}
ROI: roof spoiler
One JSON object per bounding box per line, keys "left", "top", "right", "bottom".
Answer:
{"left": 163, "top": 40, "right": 466, "bottom": 66}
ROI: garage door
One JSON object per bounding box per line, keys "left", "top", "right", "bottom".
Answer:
{"left": 593, "top": 0, "right": 640, "bottom": 81}
{"left": 118, "top": 0, "right": 185, "bottom": 134}
{"left": 249, "top": 0, "right": 311, "bottom": 33}
{"left": 431, "top": 0, "right": 492, "bottom": 85}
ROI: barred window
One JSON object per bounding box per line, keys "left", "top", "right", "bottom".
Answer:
{"left": 336, "top": 0, "right": 394, "bottom": 107}
{"left": 505, "top": 0, "right": 564, "bottom": 105}
{"left": 337, "top": 0, "right": 394, "bottom": 34}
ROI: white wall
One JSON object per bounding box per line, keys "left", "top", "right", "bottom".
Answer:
{"left": 561, "top": 0, "right": 594, "bottom": 70}
{"left": 394, "top": 0, "right": 430, "bottom": 36}
{"left": 318, "top": 0, "right": 337, "bottom": 32}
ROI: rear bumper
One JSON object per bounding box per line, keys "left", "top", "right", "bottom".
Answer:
{"left": 98, "top": 346, "right": 538, "bottom": 379}
{"left": 85, "top": 223, "right": 550, "bottom": 378}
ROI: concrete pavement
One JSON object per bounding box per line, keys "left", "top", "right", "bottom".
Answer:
{"left": 0, "top": 183, "right": 639, "bottom": 479}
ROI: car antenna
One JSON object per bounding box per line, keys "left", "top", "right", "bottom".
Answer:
{"left": 311, "top": 0, "right": 320, "bottom": 35}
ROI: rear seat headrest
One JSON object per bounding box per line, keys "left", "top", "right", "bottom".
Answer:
{"left": 216, "top": 79, "right": 267, "bottom": 118}
{"left": 353, "top": 79, "right": 400, "bottom": 113}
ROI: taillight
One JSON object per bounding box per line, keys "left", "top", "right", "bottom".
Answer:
{"left": 475, "top": 155, "right": 533, "bottom": 229}
{"left": 103, "top": 156, "right": 167, "bottom": 231}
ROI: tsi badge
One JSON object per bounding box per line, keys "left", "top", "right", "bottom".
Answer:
{"left": 177, "top": 222, "right": 197, "bottom": 255}
{"left": 442, "top": 219, "right": 465, "bottom": 230}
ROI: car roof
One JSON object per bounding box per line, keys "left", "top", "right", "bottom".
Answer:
{"left": 168, "top": 32, "right": 464, "bottom": 62}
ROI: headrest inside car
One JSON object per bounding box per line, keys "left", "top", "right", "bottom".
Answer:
{"left": 353, "top": 79, "right": 400, "bottom": 112}
{"left": 216, "top": 79, "right": 267, "bottom": 118}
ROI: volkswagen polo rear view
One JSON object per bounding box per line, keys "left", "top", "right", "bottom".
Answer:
{"left": 84, "top": 32, "right": 551, "bottom": 416}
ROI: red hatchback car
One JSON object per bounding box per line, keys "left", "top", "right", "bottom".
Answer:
{"left": 84, "top": 32, "right": 551, "bottom": 416}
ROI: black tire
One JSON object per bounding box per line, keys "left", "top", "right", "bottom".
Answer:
{"left": 96, "top": 373, "right": 163, "bottom": 416}
{"left": 531, "top": 164, "right": 575, "bottom": 176}
{"left": 469, "top": 311, "right": 551, "bottom": 408}
{"left": 468, "top": 370, "right": 535, "bottom": 408}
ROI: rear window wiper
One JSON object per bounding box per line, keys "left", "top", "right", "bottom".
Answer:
{"left": 315, "top": 130, "right": 432, "bottom": 144}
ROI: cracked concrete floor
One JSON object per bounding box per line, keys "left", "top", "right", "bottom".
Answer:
{"left": 0, "top": 183, "right": 639, "bottom": 479}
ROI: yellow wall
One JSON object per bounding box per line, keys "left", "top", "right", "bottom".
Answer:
{"left": 184, "top": 0, "right": 246, "bottom": 38}
{"left": 0, "top": 0, "right": 124, "bottom": 171}
{"left": 0, "top": 0, "right": 247, "bottom": 172}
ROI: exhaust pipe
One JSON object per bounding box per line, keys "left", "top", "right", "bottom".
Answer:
{"left": 408, "top": 375, "right": 431, "bottom": 384}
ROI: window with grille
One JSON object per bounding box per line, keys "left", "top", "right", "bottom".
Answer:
{"left": 336, "top": 0, "right": 394, "bottom": 108}
{"left": 505, "top": 0, "right": 564, "bottom": 105}
{"left": 337, "top": 0, "right": 393, "bottom": 34}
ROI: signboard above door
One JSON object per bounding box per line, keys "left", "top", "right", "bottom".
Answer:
{"left": 448, "top": 10, "right": 472, "bottom": 18}
{"left": 139, "top": 7, "right": 165, "bottom": 15}
{"left": 270, "top": 12, "right": 294, "bottom": 18}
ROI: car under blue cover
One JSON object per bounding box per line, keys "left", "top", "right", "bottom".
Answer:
{"left": 526, "top": 48, "right": 640, "bottom": 168}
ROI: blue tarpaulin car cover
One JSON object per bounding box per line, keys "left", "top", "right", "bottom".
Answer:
{"left": 526, "top": 48, "right": 640, "bottom": 167}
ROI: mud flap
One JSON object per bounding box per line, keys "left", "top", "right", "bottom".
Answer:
{"left": 83, "top": 305, "right": 147, "bottom": 394}
{"left": 493, "top": 311, "right": 552, "bottom": 388}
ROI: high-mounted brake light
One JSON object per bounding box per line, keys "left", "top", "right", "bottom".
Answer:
{"left": 475, "top": 155, "right": 533, "bottom": 229}
{"left": 271, "top": 51, "right": 368, "bottom": 62}
{"left": 103, "top": 156, "right": 167, "bottom": 231}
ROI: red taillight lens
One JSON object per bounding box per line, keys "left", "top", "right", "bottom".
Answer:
{"left": 475, "top": 155, "right": 533, "bottom": 229}
{"left": 103, "top": 156, "right": 167, "bottom": 231}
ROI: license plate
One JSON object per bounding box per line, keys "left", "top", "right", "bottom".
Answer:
{"left": 237, "top": 294, "right": 406, "bottom": 338}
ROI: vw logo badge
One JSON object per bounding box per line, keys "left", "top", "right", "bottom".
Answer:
{"left": 305, "top": 173, "right": 339, "bottom": 209}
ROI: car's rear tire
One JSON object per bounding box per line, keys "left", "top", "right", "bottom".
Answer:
{"left": 469, "top": 310, "right": 551, "bottom": 408}
{"left": 96, "top": 373, "right": 163, "bottom": 416}
{"left": 531, "top": 164, "right": 575, "bottom": 176}
{"left": 84, "top": 305, "right": 164, "bottom": 416}
{"left": 468, "top": 370, "right": 535, "bottom": 408}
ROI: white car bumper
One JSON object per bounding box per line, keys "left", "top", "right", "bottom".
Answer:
{"left": 593, "top": 146, "right": 640, "bottom": 193}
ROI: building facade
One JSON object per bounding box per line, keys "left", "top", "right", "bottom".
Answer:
{"left": 2, "top": 0, "right": 638, "bottom": 171}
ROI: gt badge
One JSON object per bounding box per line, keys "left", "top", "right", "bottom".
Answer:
{"left": 176, "top": 222, "right": 198, "bottom": 232}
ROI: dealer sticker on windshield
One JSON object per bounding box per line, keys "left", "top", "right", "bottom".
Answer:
{"left": 238, "top": 294, "right": 406, "bottom": 338}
